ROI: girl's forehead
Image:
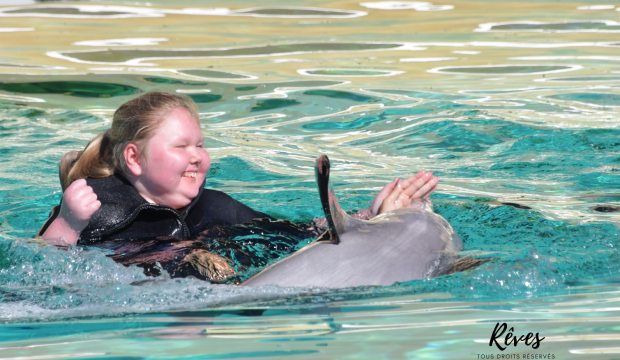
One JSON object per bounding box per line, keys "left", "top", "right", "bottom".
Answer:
{"left": 158, "top": 107, "right": 201, "bottom": 132}
{"left": 163, "top": 106, "right": 198, "bottom": 122}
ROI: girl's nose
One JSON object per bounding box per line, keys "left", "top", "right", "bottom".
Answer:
{"left": 190, "top": 147, "right": 203, "bottom": 164}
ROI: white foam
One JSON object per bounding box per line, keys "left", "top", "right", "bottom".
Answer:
{"left": 458, "top": 87, "right": 542, "bottom": 94}
{"left": 534, "top": 76, "right": 620, "bottom": 82}
{"left": 510, "top": 56, "right": 620, "bottom": 61}
{"left": 452, "top": 51, "right": 480, "bottom": 55}
{"left": 400, "top": 57, "right": 457, "bottom": 62}
{"left": 0, "top": 27, "right": 34, "bottom": 32}
{"left": 237, "top": 92, "right": 288, "bottom": 100}
{"left": 176, "top": 89, "right": 212, "bottom": 93}
{"left": 0, "top": 94, "right": 45, "bottom": 103}
{"left": 298, "top": 69, "right": 405, "bottom": 77}
{"left": 428, "top": 64, "right": 582, "bottom": 75}
{"left": 161, "top": 8, "right": 232, "bottom": 16}
{"left": 165, "top": 7, "right": 366, "bottom": 18}
{"left": 272, "top": 59, "right": 309, "bottom": 63}
{"left": 0, "top": 0, "right": 35, "bottom": 4}
{"left": 416, "top": 5, "right": 454, "bottom": 11}
{"left": 466, "top": 41, "right": 616, "bottom": 48}
{"left": 0, "top": 5, "right": 367, "bottom": 19}
{"left": 0, "top": 5, "right": 164, "bottom": 18}
{"left": 73, "top": 38, "right": 168, "bottom": 46}
{"left": 360, "top": 1, "right": 453, "bottom": 11}
{"left": 199, "top": 112, "right": 226, "bottom": 119}
{"left": 577, "top": 5, "right": 615, "bottom": 10}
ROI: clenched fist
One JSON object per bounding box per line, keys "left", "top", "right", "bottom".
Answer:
{"left": 41, "top": 179, "right": 101, "bottom": 245}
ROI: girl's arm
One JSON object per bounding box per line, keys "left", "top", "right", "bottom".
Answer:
{"left": 41, "top": 179, "right": 101, "bottom": 245}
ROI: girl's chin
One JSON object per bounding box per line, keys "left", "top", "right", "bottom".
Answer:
{"left": 179, "top": 187, "right": 200, "bottom": 200}
{"left": 168, "top": 195, "right": 194, "bottom": 209}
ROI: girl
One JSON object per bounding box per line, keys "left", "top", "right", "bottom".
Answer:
{"left": 39, "top": 92, "right": 439, "bottom": 246}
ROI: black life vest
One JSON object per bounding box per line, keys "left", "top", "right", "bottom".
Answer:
{"left": 38, "top": 174, "right": 271, "bottom": 244}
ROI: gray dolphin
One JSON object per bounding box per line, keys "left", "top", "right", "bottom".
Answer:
{"left": 242, "top": 155, "right": 464, "bottom": 288}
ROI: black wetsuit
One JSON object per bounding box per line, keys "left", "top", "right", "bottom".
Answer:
{"left": 38, "top": 174, "right": 271, "bottom": 244}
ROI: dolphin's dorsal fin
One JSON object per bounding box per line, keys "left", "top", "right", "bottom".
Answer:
{"left": 315, "top": 155, "right": 351, "bottom": 244}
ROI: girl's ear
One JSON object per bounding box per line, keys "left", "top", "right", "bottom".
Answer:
{"left": 124, "top": 144, "right": 142, "bottom": 176}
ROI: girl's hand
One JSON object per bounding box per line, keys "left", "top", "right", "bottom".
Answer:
{"left": 59, "top": 179, "right": 101, "bottom": 231}
{"left": 370, "top": 171, "right": 439, "bottom": 216}
{"left": 41, "top": 179, "right": 100, "bottom": 245}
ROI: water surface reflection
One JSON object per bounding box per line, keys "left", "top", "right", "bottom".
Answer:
{"left": 0, "top": 1, "right": 619, "bottom": 357}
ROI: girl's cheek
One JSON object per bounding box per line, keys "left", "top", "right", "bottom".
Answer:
{"left": 200, "top": 149, "right": 211, "bottom": 173}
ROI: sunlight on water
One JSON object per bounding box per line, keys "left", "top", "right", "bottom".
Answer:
{"left": 0, "top": 0, "right": 619, "bottom": 358}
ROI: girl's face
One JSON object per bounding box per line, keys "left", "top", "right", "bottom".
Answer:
{"left": 137, "top": 106, "right": 210, "bottom": 209}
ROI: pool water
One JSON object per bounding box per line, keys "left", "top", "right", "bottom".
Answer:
{"left": 0, "top": 0, "right": 619, "bottom": 358}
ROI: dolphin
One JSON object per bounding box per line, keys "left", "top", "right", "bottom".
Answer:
{"left": 242, "top": 155, "right": 465, "bottom": 288}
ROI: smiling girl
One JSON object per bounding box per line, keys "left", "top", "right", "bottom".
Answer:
{"left": 39, "top": 92, "right": 439, "bottom": 245}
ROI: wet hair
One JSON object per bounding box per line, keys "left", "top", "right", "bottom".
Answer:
{"left": 59, "top": 92, "right": 199, "bottom": 191}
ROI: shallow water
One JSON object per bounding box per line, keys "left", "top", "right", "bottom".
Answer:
{"left": 0, "top": 0, "right": 619, "bottom": 358}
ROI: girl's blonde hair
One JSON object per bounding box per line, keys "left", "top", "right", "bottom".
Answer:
{"left": 60, "top": 92, "right": 199, "bottom": 191}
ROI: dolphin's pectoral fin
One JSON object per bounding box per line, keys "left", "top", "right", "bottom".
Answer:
{"left": 440, "top": 255, "right": 497, "bottom": 275}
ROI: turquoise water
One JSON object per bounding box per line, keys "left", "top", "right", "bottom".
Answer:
{"left": 1, "top": 0, "right": 620, "bottom": 358}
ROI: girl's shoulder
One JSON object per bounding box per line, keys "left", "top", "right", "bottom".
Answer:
{"left": 188, "top": 188, "right": 272, "bottom": 229}
{"left": 86, "top": 174, "right": 146, "bottom": 208}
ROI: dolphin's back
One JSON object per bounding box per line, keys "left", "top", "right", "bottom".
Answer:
{"left": 243, "top": 209, "right": 461, "bottom": 288}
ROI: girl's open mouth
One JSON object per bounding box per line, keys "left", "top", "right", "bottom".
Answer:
{"left": 182, "top": 172, "right": 197, "bottom": 178}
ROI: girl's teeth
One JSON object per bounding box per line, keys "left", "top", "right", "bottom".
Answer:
{"left": 183, "top": 172, "right": 196, "bottom": 178}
